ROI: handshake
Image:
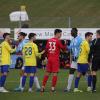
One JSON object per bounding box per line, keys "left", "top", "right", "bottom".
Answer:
{"left": 9, "top": 39, "right": 16, "bottom": 49}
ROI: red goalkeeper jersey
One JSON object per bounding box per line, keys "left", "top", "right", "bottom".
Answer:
{"left": 46, "top": 37, "right": 66, "bottom": 59}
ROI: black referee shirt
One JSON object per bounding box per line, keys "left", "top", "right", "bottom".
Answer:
{"left": 89, "top": 38, "right": 100, "bottom": 60}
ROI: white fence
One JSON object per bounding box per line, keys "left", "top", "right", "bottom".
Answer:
{"left": 0, "top": 28, "right": 100, "bottom": 40}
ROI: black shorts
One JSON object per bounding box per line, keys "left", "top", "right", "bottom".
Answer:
{"left": 92, "top": 57, "right": 100, "bottom": 71}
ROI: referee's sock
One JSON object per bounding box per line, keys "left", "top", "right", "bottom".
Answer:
{"left": 92, "top": 75, "right": 97, "bottom": 90}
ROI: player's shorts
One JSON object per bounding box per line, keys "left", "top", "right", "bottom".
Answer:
{"left": 77, "top": 63, "right": 89, "bottom": 73}
{"left": 46, "top": 58, "right": 60, "bottom": 73}
{"left": 0, "top": 65, "right": 9, "bottom": 73}
{"left": 92, "top": 57, "right": 100, "bottom": 71}
{"left": 70, "top": 61, "right": 77, "bottom": 69}
{"left": 24, "top": 66, "right": 37, "bottom": 73}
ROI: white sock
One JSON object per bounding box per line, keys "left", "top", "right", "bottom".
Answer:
{"left": 67, "top": 74, "right": 74, "bottom": 90}
{"left": 19, "top": 77, "right": 22, "bottom": 88}
{"left": 34, "top": 76, "right": 41, "bottom": 89}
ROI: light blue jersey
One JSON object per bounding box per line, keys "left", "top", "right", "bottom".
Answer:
{"left": 16, "top": 39, "right": 28, "bottom": 52}
{"left": 69, "top": 36, "right": 82, "bottom": 60}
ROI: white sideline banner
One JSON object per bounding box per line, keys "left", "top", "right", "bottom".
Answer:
{"left": 14, "top": 28, "right": 99, "bottom": 40}
{"left": 0, "top": 28, "right": 10, "bottom": 39}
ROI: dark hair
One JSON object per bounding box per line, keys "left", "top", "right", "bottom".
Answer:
{"left": 19, "top": 32, "right": 27, "bottom": 37}
{"left": 71, "top": 28, "right": 78, "bottom": 33}
{"left": 85, "top": 32, "right": 93, "bottom": 38}
{"left": 3, "top": 33, "right": 10, "bottom": 39}
{"left": 54, "top": 29, "right": 62, "bottom": 35}
{"left": 28, "top": 33, "right": 36, "bottom": 39}
{"left": 96, "top": 30, "right": 100, "bottom": 35}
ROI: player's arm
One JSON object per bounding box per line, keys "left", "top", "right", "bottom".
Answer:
{"left": 85, "top": 42, "right": 90, "bottom": 54}
{"left": 43, "top": 40, "right": 49, "bottom": 55}
{"left": 58, "top": 40, "right": 67, "bottom": 51}
{"left": 22, "top": 46, "right": 25, "bottom": 55}
{"left": 88, "top": 40, "right": 95, "bottom": 62}
{"left": 34, "top": 44, "right": 44, "bottom": 58}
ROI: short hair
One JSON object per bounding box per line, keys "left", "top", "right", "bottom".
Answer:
{"left": 54, "top": 29, "right": 62, "bottom": 35}
{"left": 3, "top": 33, "right": 10, "bottom": 39}
{"left": 96, "top": 30, "right": 100, "bottom": 35}
{"left": 71, "top": 28, "right": 78, "bottom": 33}
{"left": 28, "top": 33, "right": 36, "bottom": 39}
{"left": 19, "top": 32, "right": 27, "bottom": 37}
{"left": 85, "top": 32, "right": 93, "bottom": 38}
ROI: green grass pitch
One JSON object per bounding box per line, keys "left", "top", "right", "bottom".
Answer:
{"left": 0, "top": 69, "right": 100, "bottom": 100}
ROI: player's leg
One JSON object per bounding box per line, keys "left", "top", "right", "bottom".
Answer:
{"left": 74, "top": 64, "right": 83, "bottom": 92}
{"left": 0, "top": 66, "right": 2, "bottom": 87}
{"left": 91, "top": 57, "right": 99, "bottom": 92}
{"left": 0, "top": 65, "right": 9, "bottom": 93}
{"left": 14, "top": 56, "right": 24, "bottom": 91}
{"left": 19, "top": 67, "right": 24, "bottom": 88}
{"left": 92, "top": 71, "right": 97, "bottom": 92}
{"left": 21, "top": 66, "right": 28, "bottom": 92}
{"left": 29, "top": 73, "right": 35, "bottom": 92}
{"left": 64, "top": 61, "right": 77, "bottom": 92}
{"left": 87, "top": 72, "right": 92, "bottom": 92}
{"left": 74, "top": 72, "right": 82, "bottom": 92}
{"left": 28, "top": 67, "right": 37, "bottom": 92}
{"left": 41, "top": 71, "right": 50, "bottom": 92}
{"left": 51, "top": 60, "right": 59, "bottom": 92}
{"left": 41, "top": 60, "right": 51, "bottom": 92}
{"left": 81, "top": 64, "right": 92, "bottom": 92}
{"left": 34, "top": 75, "right": 41, "bottom": 91}
{"left": 51, "top": 72, "right": 58, "bottom": 92}
{"left": 14, "top": 67, "right": 24, "bottom": 91}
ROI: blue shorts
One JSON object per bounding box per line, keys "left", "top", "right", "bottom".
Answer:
{"left": 0, "top": 65, "right": 9, "bottom": 73}
{"left": 24, "top": 66, "right": 37, "bottom": 73}
{"left": 77, "top": 63, "right": 89, "bottom": 73}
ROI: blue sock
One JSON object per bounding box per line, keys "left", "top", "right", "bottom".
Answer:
{"left": 75, "top": 77, "right": 80, "bottom": 88}
{"left": 22, "top": 76, "right": 27, "bottom": 88}
{"left": 0, "top": 75, "right": 6, "bottom": 87}
{"left": 29, "top": 76, "right": 34, "bottom": 88}
{"left": 0, "top": 77, "right": 1, "bottom": 87}
{"left": 88, "top": 75, "right": 92, "bottom": 87}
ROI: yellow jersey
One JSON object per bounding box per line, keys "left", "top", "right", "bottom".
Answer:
{"left": 77, "top": 40, "right": 90, "bottom": 64}
{"left": 22, "top": 41, "right": 39, "bottom": 66}
{"left": 0, "top": 41, "right": 16, "bottom": 65}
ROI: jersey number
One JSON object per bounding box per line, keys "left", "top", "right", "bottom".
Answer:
{"left": 49, "top": 42, "right": 56, "bottom": 51}
{"left": 25, "top": 47, "right": 32, "bottom": 56}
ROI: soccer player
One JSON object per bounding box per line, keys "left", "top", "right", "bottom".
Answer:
{"left": 15, "top": 32, "right": 41, "bottom": 91}
{"left": 0, "top": 33, "right": 16, "bottom": 93}
{"left": 21, "top": 33, "right": 44, "bottom": 92}
{"left": 41, "top": 29, "right": 66, "bottom": 92}
{"left": 64, "top": 28, "right": 82, "bottom": 92}
{"left": 74, "top": 32, "right": 93, "bottom": 92}
{"left": 89, "top": 30, "right": 100, "bottom": 92}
